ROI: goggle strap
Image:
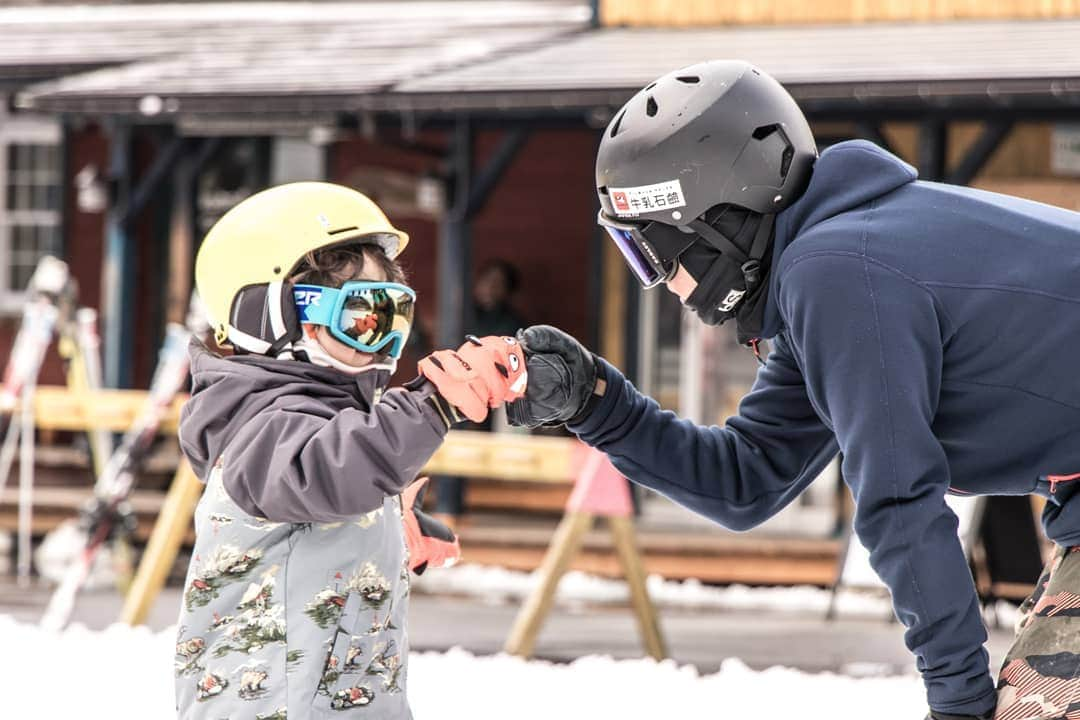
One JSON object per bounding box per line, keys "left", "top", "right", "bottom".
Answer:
{"left": 686, "top": 219, "right": 749, "bottom": 264}
{"left": 293, "top": 285, "right": 341, "bottom": 328}
{"left": 748, "top": 213, "right": 775, "bottom": 264}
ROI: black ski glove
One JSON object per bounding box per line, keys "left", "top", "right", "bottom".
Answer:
{"left": 507, "top": 325, "right": 600, "bottom": 429}
{"left": 926, "top": 708, "right": 995, "bottom": 720}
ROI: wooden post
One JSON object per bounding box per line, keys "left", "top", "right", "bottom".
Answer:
{"left": 609, "top": 514, "right": 667, "bottom": 660}
{"left": 600, "top": 239, "right": 626, "bottom": 369}
{"left": 120, "top": 459, "right": 202, "bottom": 625}
{"left": 504, "top": 511, "right": 593, "bottom": 657}
{"left": 165, "top": 155, "right": 195, "bottom": 326}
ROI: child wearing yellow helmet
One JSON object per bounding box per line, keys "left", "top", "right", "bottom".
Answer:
{"left": 175, "top": 182, "right": 525, "bottom": 719}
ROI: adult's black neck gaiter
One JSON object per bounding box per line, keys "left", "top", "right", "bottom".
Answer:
{"left": 679, "top": 206, "right": 774, "bottom": 341}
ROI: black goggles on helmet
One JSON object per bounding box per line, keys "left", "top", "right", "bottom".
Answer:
{"left": 597, "top": 211, "right": 698, "bottom": 289}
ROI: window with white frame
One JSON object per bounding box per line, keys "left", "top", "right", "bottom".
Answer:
{"left": 0, "top": 101, "right": 62, "bottom": 308}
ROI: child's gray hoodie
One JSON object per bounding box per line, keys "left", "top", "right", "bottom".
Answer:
{"left": 174, "top": 343, "right": 448, "bottom": 719}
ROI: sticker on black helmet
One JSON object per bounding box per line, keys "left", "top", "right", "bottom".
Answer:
{"left": 609, "top": 179, "right": 687, "bottom": 217}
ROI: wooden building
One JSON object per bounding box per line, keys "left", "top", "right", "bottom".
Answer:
{"left": 2, "top": 0, "right": 1079, "bottom": 584}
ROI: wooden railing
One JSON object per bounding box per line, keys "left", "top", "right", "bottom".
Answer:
{"left": 30, "top": 385, "right": 578, "bottom": 483}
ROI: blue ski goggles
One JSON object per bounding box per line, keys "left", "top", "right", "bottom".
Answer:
{"left": 293, "top": 281, "right": 415, "bottom": 359}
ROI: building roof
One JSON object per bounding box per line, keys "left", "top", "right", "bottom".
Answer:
{"left": 14, "top": 5, "right": 1080, "bottom": 117}
{"left": 7, "top": 1, "right": 590, "bottom": 103}
{"left": 386, "top": 20, "right": 1080, "bottom": 113}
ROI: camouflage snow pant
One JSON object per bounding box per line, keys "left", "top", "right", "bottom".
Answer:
{"left": 996, "top": 545, "right": 1080, "bottom": 720}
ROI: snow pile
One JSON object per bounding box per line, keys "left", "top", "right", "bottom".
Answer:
{"left": 0, "top": 614, "right": 928, "bottom": 720}
{"left": 412, "top": 563, "right": 1020, "bottom": 625}
{"left": 410, "top": 650, "right": 927, "bottom": 720}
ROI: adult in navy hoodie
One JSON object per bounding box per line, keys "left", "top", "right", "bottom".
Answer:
{"left": 508, "top": 61, "right": 1080, "bottom": 720}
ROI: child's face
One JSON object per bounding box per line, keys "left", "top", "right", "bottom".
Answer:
{"left": 302, "top": 253, "right": 388, "bottom": 369}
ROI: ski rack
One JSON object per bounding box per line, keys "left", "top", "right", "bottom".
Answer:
{"left": 0, "top": 256, "right": 112, "bottom": 585}
{"left": 38, "top": 300, "right": 208, "bottom": 632}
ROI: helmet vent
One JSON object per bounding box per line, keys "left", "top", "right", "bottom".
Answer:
{"left": 328, "top": 225, "right": 359, "bottom": 235}
{"left": 598, "top": 186, "right": 609, "bottom": 195}
{"left": 752, "top": 124, "right": 779, "bottom": 140}
{"left": 645, "top": 82, "right": 657, "bottom": 90}
{"left": 675, "top": 75, "right": 700, "bottom": 84}
{"left": 780, "top": 146, "right": 794, "bottom": 178}
{"left": 646, "top": 96, "right": 658, "bottom": 117}
{"left": 609, "top": 110, "right": 626, "bottom": 138}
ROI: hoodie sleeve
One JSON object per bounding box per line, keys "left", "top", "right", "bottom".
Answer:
{"left": 779, "top": 251, "right": 995, "bottom": 717}
{"left": 568, "top": 334, "right": 837, "bottom": 532}
{"left": 219, "top": 382, "right": 450, "bottom": 523}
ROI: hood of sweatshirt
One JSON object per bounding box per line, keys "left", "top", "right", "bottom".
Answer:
{"left": 760, "top": 139, "right": 918, "bottom": 338}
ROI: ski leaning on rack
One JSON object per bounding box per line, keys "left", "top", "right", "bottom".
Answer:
{"left": 0, "top": 257, "right": 73, "bottom": 497}
{"left": 40, "top": 294, "right": 210, "bottom": 632}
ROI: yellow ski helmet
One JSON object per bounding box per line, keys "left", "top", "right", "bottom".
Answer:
{"left": 195, "top": 181, "right": 409, "bottom": 353}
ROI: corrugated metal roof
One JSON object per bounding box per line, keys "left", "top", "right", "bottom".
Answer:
{"left": 9, "top": 2, "right": 590, "bottom": 107}
{"left": 400, "top": 21, "right": 1080, "bottom": 90}
{"left": 17, "top": 8, "right": 1080, "bottom": 115}
{"left": 376, "top": 20, "right": 1080, "bottom": 113}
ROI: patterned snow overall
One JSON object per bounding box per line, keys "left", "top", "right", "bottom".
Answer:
{"left": 175, "top": 460, "right": 412, "bottom": 719}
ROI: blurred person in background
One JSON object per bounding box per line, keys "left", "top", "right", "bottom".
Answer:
{"left": 435, "top": 259, "right": 527, "bottom": 521}
{"left": 469, "top": 259, "right": 526, "bottom": 338}
{"left": 509, "top": 61, "right": 1080, "bottom": 720}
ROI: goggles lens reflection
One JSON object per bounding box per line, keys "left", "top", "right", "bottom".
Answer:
{"left": 601, "top": 225, "right": 665, "bottom": 287}
{"left": 337, "top": 285, "right": 415, "bottom": 352}
{"left": 295, "top": 281, "right": 416, "bottom": 359}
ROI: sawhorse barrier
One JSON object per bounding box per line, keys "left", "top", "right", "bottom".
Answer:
{"left": 504, "top": 445, "right": 666, "bottom": 660}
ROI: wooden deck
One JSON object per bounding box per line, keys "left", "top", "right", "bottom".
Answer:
{"left": 457, "top": 518, "right": 841, "bottom": 585}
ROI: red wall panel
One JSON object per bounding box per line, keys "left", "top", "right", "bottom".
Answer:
{"left": 470, "top": 128, "right": 596, "bottom": 342}
{"left": 330, "top": 126, "right": 598, "bottom": 363}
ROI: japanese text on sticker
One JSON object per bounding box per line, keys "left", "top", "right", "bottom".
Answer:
{"left": 609, "top": 180, "right": 686, "bottom": 218}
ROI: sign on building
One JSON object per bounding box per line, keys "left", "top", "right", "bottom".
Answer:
{"left": 1051, "top": 124, "right": 1080, "bottom": 176}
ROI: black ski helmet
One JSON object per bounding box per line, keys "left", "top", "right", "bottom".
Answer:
{"left": 596, "top": 60, "right": 816, "bottom": 227}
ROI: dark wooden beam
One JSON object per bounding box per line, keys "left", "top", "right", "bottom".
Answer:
{"left": 918, "top": 118, "right": 948, "bottom": 180}
{"left": 438, "top": 115, "right": 473, "bottom": 348}
{"left": 465, "top": 128, "right": 529, "bottom": 220}
{"left": 946, "top": 120, "right": 1014, "bottom": 186}
{"left": 855, "top": 122, "right": 897, "bottom": 156}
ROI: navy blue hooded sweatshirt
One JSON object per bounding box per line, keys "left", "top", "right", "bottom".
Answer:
{"left": 570, "top": 140, "right": 1080, "bottom": 716}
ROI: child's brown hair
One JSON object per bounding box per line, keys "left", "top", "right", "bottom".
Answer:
{"left": 291, "top": 239, "right": 407, "bottom": 287}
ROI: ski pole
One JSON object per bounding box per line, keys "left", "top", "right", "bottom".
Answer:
{"left": 0, "top": 406, "right": 21, "bottom": 500}
{"left": 17, "top": 375, "right": 36, "bottom": 587}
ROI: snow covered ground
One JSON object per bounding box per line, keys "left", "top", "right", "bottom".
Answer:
{"left": 0, "top": 555, "right": 1013, "bottom": 718}
{"left": 412, "top": 562, "right": 1020, "bottom": 627}
{"left": 0, "top": 613, "right": 930, "bottom": 720}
